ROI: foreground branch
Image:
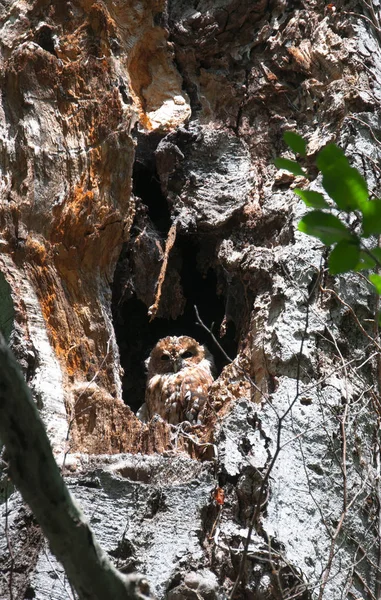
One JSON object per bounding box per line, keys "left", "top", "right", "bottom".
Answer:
{"left": 0, "top": 336, "right": 152, "bottom": 600}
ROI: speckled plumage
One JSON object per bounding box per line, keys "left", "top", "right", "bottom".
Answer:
{"left": 144, "top": 336, "right": 214, "bottom": 425}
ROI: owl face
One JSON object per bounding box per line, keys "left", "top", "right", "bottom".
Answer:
{"left": 146, "top": 336, "right": 209, "bottom": 376}
{"left": 143, "top": 336, "right": 215, "bottom": 425}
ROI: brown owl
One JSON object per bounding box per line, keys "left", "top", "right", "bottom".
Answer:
{"left": 140, "top": 336, "right": 214, "bottom": 425}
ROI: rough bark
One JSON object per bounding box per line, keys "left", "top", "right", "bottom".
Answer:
{"left": 1, "top": 0, "right": 381, "bottom": 599}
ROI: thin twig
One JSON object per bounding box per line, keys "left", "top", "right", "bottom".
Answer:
{"left": 347, "top": 116, "right": 381, "bottom": 149}
{"left": 116, "top": 519, "right": 130, "bottom": 570}
{"left": 43, "top": 546, "right": 75, "bottom": 600}
{"left": 229, "top": 270, "right": 319, "bottom": 598}
{"left": 375, "top": 235, "right": 381, "bottom": 600}
{"left": 317, "top": 329, "right": 349, "bottom": 600}
{"left": 148, "top": 221, "right": 177, "bottom": 321}
{"left": 320, "top": 286, "right": 381, "bottom": 351}
{"left": 194, "top": 305, "right": 267, "bottom": 400}
{"left": 194, "top": 305, "right": 234, "bottom": 364}
{"left": 343, "top": 10, "right": 381, "bottom": 42}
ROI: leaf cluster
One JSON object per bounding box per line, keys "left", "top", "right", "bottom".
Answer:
{"left": 275, "top": 133, "right": 381, "bottom": 294}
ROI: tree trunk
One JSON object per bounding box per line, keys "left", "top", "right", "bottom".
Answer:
{"left": 1, "top": 0, "right": 380, "bottom": 598}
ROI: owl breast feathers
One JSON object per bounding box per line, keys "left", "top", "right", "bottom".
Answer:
{"left": 143, "top": 336, "right": 215, "bottom": 425}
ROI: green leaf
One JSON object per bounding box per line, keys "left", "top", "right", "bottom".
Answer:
{"left": 369, "top": 274, "right": 381, "bottom": 294}
{"left": 368, "top": 247, "right": 381, "bottom": 264}
{"left": 322, "top": 166, "right": 368, "bottom": 211}
{"left": 316, "top": 144, "right": 347, "bottom": 172}
{"left": 354, "top": 251, "right": 376, "bottom": 271}
{"left": 283, "top": 132, "right": 307, "bottom": 157}
{"left": 298, "top": 211, "right": 352, "bottom": 246}
{"left": 378, "top": 312, "right": 381, "bottom": 327}
{"left": 328, "top": 240, "right": 360, "bottom": 274}
{"left": 361, "top": 199, "right": 381, "bottom": 236}
{"left": 274, "top": 158, "right": 306, "bottom": 177}
{"left": 317, "top": 144, "right": 368, "bottom": 211}
{"left": 294, "top": 189, "right": 329, "bottom": 208}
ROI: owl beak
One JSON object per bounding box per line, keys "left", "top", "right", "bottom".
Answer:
{"left": 172, "top": 359, "right": 181, "bottom": 373}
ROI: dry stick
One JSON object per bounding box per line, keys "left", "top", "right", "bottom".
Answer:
{"left": 286, "top": 511, "right": 379, "bottom": 600}
{"left": 297, "top": 380, "right": 374, "bottom": 544}
{"left": 295, "top": 425, "right": 333, "bottom": 539}
{"left": 198, "top": 262, "right": 375, "bottom": 597}
{"left": 194, "top": 305, "right": 278, "bottom": 596}
{"left": 197, "top": 301, "right": 377, "bottom": 409}
{"left": 194, "top": 305, "right": 266, "bottom": 400}
{"left": 0, "top": 335, "right": 152, "bottom": 600}
{"left": 232, "top": 488, "right": 374, "bottom": 600}
{"left": 320, "top": 286, "right": 381, "bottom": 352}
{"left": 43, "top": 546, "right": 75, "bottom": 600}
{"left": 361, "top": 0, "right": 381, "bottom": 23}
{"left": 229, "top": 264, "right": 322, "bottom": 599}
{"left": 148, "top": 221, "right": 177, "bottom": 321}
{"left": 344, "top": 10, "right": 381, "bottom": 42}
{"left": 375, "top": 436, "right": 381, "bottom": 600}
{"left": 352, "top": 531, "right": 381, "bottom": 574}
{"left": 359, "top": 0, "right": 381, "bottom": 43}
{"left": 228, "top": 400, "right": 296, "bottom": 599}
{"left": 374, "top": 234, "right": 381, "bottom": 600}
{"left": 229, "top": 332, "right": 311, "bottom": 596}
{"left": 355, "top": 569, "right": 378, "bottom": 600}
{"left": 317, "top": 330, "right": 349, "bottom": 600}
{"left": 375, "top": 313, "right": 381, "bottom": 600}
{"left": 116, "top": 518, "right": 130, "bottom": 570}
{"left": 363, "top": 235, "right": 381, "bottom": 598}
{"left": 347, "top": 116, "right": 381, "bottom": 150}
{"left": 285, "top": 495, "right": 373, "bottom": 600}
{"left": 194, "top": 305, "right": 234, "bottom": 365}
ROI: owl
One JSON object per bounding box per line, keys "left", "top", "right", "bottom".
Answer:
{"left": 140, "top": 336, "right": 215, "bottom": 425}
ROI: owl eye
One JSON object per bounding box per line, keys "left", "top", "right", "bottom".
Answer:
{"left": 161, "top": 354, "right": 170, "bottom": 361}
{"left": 181, "top": 350, "right": 194, "bottom": 359}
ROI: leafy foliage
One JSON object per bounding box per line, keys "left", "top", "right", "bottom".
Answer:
{"left": 294, "top": 189, "right": 329, "bottom": 209}
{"left": 298, "top": 212, "right": 352, "bottom": 246}
{"left": 283, "top": 131, "right": 307, "bottom": 157}
{"left": 276, "top": 132, "right": 381, "bottom": 297}
{"left": 273, "top": 157, "right": 306, "bottom": 177}
{"left": 328, "top": 241, "right": 360, "bottom": 275}
{"left": 369, "top": 274, "right": 381, "bottom": 294}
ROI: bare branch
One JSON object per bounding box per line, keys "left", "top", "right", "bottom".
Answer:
{"left": 0, "top": 335, "right": 152, "bottom": 600}
{"left": 148, "top": 221, "right": 177, "bottom": 321}
{"left": 194, "top": 305, "right": 268, "bottom": 400}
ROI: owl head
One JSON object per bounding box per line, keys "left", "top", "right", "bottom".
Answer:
{"left": 146, "top": 336, "right": 213, "bottom": 376}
